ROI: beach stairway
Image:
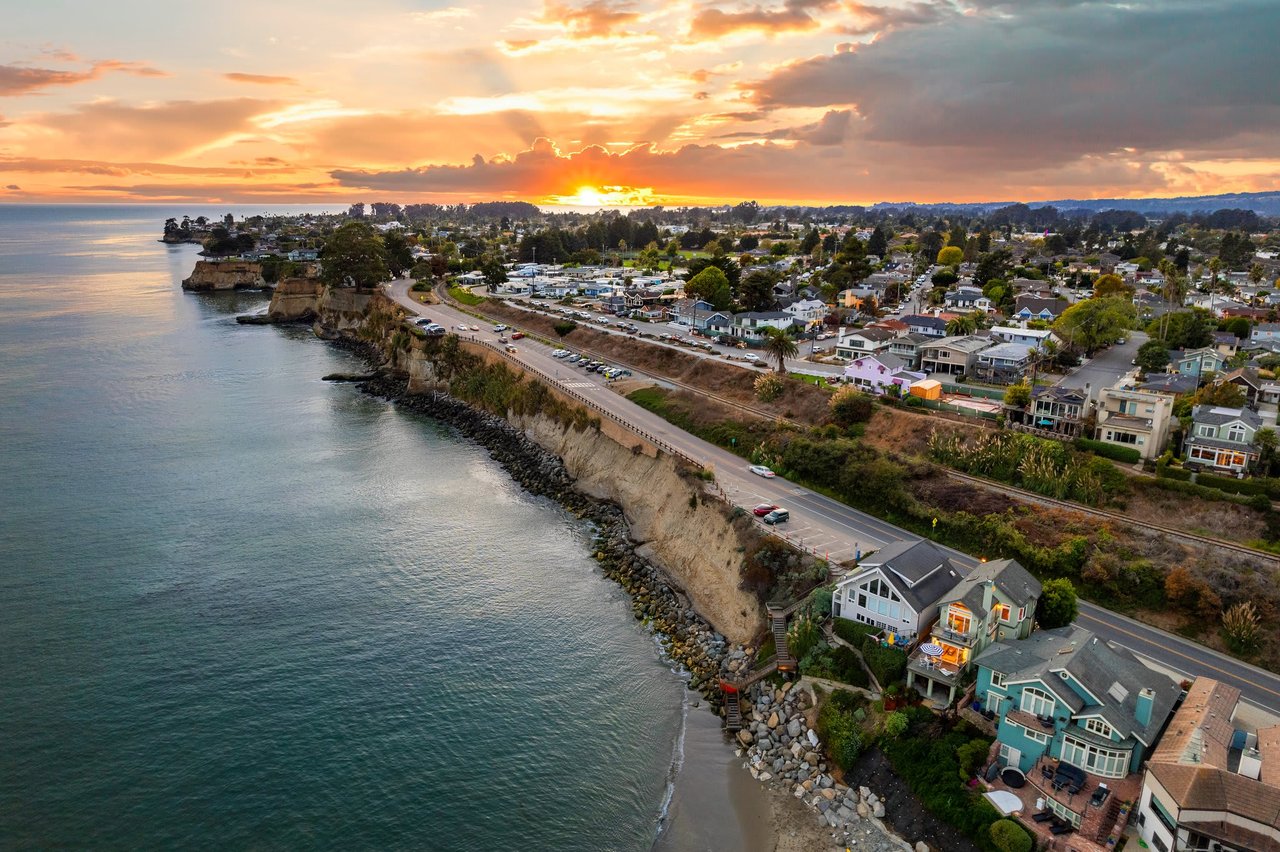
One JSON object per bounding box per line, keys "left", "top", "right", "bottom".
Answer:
{"left": 1094, "top": 796, "right": 1124, "bottom": 843}
{"left": 769, "top": 604, "right": 795, "bottom": 673}
{"left": 722, "top": 683, "right": 743, "bottom": 732}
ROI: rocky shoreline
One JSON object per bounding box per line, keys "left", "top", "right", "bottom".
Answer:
{"left": 335, "top": 341, "right": 917, "bottom": 852}
{"left": 356, "top": 368, "right": 734, "bottom": 708}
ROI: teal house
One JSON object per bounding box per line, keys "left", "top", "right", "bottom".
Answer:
{"left": 974, "top": 625, "right": 1180, "bottom": 781}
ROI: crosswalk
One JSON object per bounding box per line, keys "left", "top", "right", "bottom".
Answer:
{"left": 560, "top": 381, "right": 594, "bottom": 389}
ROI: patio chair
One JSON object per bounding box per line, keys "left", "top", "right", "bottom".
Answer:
{"left": 1032, "top": 811, "right": 1054, "bottom": 823}
{"left": 1090, "top": 786, "right": 1111, "bottom": 808}
{"left": 1050, "top": 823, "right": 1075, "bottom": 836}
{"left": 1040, "top": 764, "right": 1056, "bottom": 780}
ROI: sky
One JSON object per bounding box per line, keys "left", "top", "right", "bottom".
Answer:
{"left": 2, "top": 0, "right": 1278, "bottom": 208}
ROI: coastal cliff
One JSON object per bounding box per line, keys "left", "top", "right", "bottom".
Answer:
{"left": 182, "top": 260, "right": 266, "bottom": 291}
{"left": 395, "top": 336, "right": 764, "bottom": 643}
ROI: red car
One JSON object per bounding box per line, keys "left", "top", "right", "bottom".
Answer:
{"left": 510, "top": 331, "right": 525, "bottom": 340}
{"left": 753, "top": 503, "right": 779, "bottom": 517}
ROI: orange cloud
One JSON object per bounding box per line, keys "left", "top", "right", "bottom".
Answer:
{"left": 223, "top": 72, "right": 300, "bottom": 86}
{"left": 541, "top": 0, "right": 642, "bottom": 36}
{"left": 0, "top": 59, "right": 165, "bottom": 95}
{"left": 688, "top": 0, "right": 833, "bottom": 38}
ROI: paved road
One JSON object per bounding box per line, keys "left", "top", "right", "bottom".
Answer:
{"left": 1055, "top": 332, "right": 1149, "bottom": 402}
{"left": 386, "top": 281, "right": 1280, "bottom": 715}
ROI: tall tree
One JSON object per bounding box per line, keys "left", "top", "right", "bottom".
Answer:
{"left": 1037, "top": 578, "right": 1078, "bottom": 629}
{"left": 1052, "top": 296, "right": 1135, "bottom": 354}
{"left": 320, "top": 222, "right": 388, "bottom": 291}
{"left": 382, "top": 230, "right": 414, "bottom": 278}
{"left": 685, "top": 266, "right": 732, "bottom": 311}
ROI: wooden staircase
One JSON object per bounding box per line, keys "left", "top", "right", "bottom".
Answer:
{"left": 1094, "top": 796, "right": 1125, "bottom": 843}
{"left": 769, "top": 604, "right": 795, "bottom": 673}
{"left": 723, "top": 683, "right": 743, "bottom": 732}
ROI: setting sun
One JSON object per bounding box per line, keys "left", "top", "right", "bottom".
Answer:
{"left": 542, "top": 185, "right": 662, "bottom": 210}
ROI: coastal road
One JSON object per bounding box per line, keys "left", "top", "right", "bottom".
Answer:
{"left": 385, "top": 281, "right": 1280, "bottom": 716}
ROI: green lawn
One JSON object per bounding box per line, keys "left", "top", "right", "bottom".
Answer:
{"left": 448, "top": 285, "right": 485, "bottom": 306}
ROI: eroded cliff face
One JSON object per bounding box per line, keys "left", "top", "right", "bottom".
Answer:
{"left": 181, "top": 260, "right": 265, "bottom": 291}
{"left": 396, "top": 339, "right": 764, "bottom": 643}
{"left": 517, "top": 412, "right": 763, "bottom": 643}
{"left": 265, "top": 279, "right": 395, "bottom": 337}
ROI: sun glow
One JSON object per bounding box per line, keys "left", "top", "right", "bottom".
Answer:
{"left": 542, "top": 185, "right": 660, "bottom": 209}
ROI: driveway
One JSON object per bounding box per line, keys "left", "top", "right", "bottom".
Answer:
{"left": 1055, "top": 331, "right": 1148, "bottom": 401}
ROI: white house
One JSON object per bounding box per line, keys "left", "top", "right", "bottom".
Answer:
{"left": 784, "top": 298, "right": 827, "bottom": 326}
{"left": 831, "top": 540, "right": 962, "bottom": 643}
{"left": 990, "top": 326, "right": 1057, "bottom": 349}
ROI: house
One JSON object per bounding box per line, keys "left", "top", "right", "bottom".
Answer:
{"left": 905, "top": 559, "right": 1041, "bottom": 706}
{"left": 975, "top": 625, "right": 1180, "bottom": 833}
{"left": 835, "top": 326, "right": 900, "bottom": 358}
{"left": 783, "top": 297, "right": 827, "bottom": 326}
{"left": 903, "top": 314, "right": 948, "bottom": 338}
{"left": 975, "top": 342, "right": 1035, "bottom": 384}
{"left": 990, "top": 326, "right": 1056, "bottom": 349}
{"left": 831, "top": 539, "right": 962, "bottom": 644}
{"left": 1213, "top": 331, "right": 1242, "bottom": 358}
{"left": 731, "top": 310, "right": 795, "bottom": 341}
{"left": 1012, "top": 295, "right": 1069, "bottom": 322}
{"left": 1171, "top": 347, "right": 1229, "bottom": 380}
{"left": 918, "top": 335, "right": 994, "bottom": 377}
{"left": 1095, "top": 382, "right": 1175, "bottom": 461}
{"left": 1140, "top": 373, "right": 1199, "bottom": 397}
{"left": 1136, "top": 678, "right": 1280, "bottom": 852}
{"left": 1252, "top": 322, "right": 1280, "bottom": 344}
{"left": 1184, "top": 405, "right": 1263, "bottom": 476}
{"left": 1027, "top": 385, "right": 1087, "bottom": 436}
{"left": 946, "top": 286, "right": 993, "bottom": 312}
{"left": 843, "top": 353, "right": 925, "bottom": 396}
{"left": 1216, "top": 367, "right": 1263, "bottom": 408}
{"left": 670, "top": 300, "right": 732, "bottom": 332}
{"left": 887, "top": 332, "right": 933, "bottom": 370}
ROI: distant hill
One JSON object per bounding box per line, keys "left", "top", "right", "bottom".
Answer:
{"left": 869, "top": 191, "right": 1280, "bottom": 217}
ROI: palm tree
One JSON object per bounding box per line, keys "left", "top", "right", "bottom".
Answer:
{"left": 762, "top": 327, "right": 799, "bottom": 373}
{"left": 945, "top": 312, "right": 978, "bottom": 336}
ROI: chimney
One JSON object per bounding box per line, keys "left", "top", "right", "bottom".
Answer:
{"left": 1136, "top": 687, "right": 1155, "bottom": 728}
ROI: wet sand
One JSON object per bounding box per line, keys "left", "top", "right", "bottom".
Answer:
{"left": 652, "top": 690, "right": 853, "bottom": 852}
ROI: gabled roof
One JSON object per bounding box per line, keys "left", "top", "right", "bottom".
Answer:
{"left": 851, "top": 352, "right": 907, "bottom": 372}
{"left": 1141, "top": 373, "right": 1198, "bottom": 395}
{"left": 1191, "top": 404, "right": 1263, "bottom": 429}
{"left": 903, "top": 314, "right": 947, "bottom": 330}
{"left": 850, "top": 326, "right": 899, "bottom": 342}
{"left": 930, "top": 335, "right": 994, "bottom": 353}
{"left": 975, "top": 625, "right": 1179, "bottom": 743}
{"left": 941, "top": 558, "right": 1041, "bottom": 614}
{"left": 851, "top": 539, "right": 962, "bottom": 614}
{"left": 1032, "top": 385, "right": 1087, "bottom": 405}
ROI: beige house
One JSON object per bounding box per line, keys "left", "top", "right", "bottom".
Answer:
{"left": 1095, "top": 383, "right": 1175, "bottom": 461}
{"left": 918, "top": 335, "right": 993, "bottom": 377}
{"left": 1136, "top": 678, "right": 1280, "bottom": 852}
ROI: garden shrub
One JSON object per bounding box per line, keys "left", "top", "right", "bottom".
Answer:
{"left": 817, "top": 689, "right": 866, "bottom": 770}
{"left": 862, "top": 636, "right": 907, "bottom": 686}
{"left": 989, "top": 819, "right": 1033, "bottom": 852}
{"left": 882, "top": 711, "right": 909, "bottom": 738}
{"left": 802, "top": 643, "right": 871, "bottom": 688}
{"left": 1073, "top": 436, "right": 1141, "bottom": 464}
{"left": 833, "top": 617, "right": 880, "bottom": 647}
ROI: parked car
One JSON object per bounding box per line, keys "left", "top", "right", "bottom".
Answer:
{"left": 752, "top": 503, "right": 779, "bottom": 517}
{"left": 748, "top": 465, "right": 776, "bottom": 478}
{"left": 742, "top": 353, "right": 760, "bottom": 362}
{"left": 762, "top": 508, "right": 790, "bottom": 525}
{"left": 493, "top": 324, "right": 508, "bottom": 332}
{"left": 454, "top": 323, "right": 469, "bottom": 330}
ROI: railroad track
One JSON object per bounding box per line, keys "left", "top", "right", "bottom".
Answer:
{"left": 437, "top": 286, "right": 1280, "bottom": 566}
{"left": 944, "top": 469, "right": 1280, "bottom": 564}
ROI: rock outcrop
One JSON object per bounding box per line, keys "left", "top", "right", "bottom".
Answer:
{"left": 181, "top": 260, "right": 266, "bottom": 291}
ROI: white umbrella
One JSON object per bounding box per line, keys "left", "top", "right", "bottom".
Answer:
{"left": 920, "top": 643, "right": 944, "bottom": 657}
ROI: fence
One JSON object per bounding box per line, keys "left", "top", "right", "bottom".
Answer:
{"left": 938, "top": 381, "right": 1007, "bottom": 401}
{"left": 913, "top": 397, "right": 1001, "bottom": 421}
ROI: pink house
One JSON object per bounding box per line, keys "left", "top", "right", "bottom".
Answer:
{"left": 843, "top": 353, "right": 925, "bottom": 395}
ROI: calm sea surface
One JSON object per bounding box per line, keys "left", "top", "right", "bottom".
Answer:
{"left": 0, "top": 205, "right": 688, "bottom": 850}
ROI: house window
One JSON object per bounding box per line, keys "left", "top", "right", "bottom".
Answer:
{"left": 1148, "top": 794, "right": 1177, "bottom": 835}
{"left": 1046, "top": 798, "right": 1081, "bottom": 828}
{"left": 1196, "top": 425, "right": 1215, "bottom": 438}
{"left": 1227, "top": 425, "right": 1247, "bottom": 443}
{"left": 1020, "top": 686, "right": 1055, "bottom": 717}
{"left": 1085, "top": 718, "right": 1114, "bottom": 739}
{"left": 989, "top": 671, "right": 1006, "bottom": 689}
{"left": 1110, "top": 431, "right": 1139, "bottom": 445}
{"left": 1061, "top": 736, "right": 1129, "bottom": 778}
{"left": 1023, "top": 727, "right": 1049, "bottom": 744}
{"left": 946, "top": 609, "right": 972, "bottom": 635}
{"left": 994, "top": 603, "right": 1012, "bottom": 623}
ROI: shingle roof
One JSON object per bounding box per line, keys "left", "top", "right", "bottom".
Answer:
{"left": 1191, "top": 405, "right": 1263, "bottom": 429}
{"left": 855, "top": 539, "right": 963, "bottom": 613}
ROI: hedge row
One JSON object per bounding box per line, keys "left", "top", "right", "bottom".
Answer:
{"left": 862, "top": 635, "right": 908, "bottom": 686}
{"left": 1073, "top": 436, "right": 1141, "bottom": 464}
{"left": 833, "top": 617, "right": 882, "bottom": 647}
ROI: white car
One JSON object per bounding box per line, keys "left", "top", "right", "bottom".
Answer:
{"left": 742, "top": 353, "right": 760, "bottom": 362}
{"left": 455, "top": 323, "right": 469, "bottom": 330}
{"left": 748, "top": 464, "right": 776, "bottom": 478}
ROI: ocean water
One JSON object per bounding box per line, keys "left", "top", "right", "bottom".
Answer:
{"left": 0, "top": 206, "right": 689, "bottom": 850}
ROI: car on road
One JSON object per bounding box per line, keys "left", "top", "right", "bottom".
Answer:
{"left": 505, "top": 344, "right": 518, "bottom": 353}
{"left": 493, "top": 324, "right": 508, "bottom": 332}
{"left": 413, "top": 317, "right": 434, "bottom": 326}
{"left": 748, "top": 464, "right": 775, "bottom": 478}
{"left": 470, "top": 325, "right": 480, "bottom": 331}
{"left": 742, "top": 353, "right": 760, "bottom": 362}
{"left": 762, "top": 508, "right": 790, "bottom": 525}
{"left": 511, "top": 331, "right": 525, "bottom": 340}
{"left": 1116, "top": 337, "right": 1127, "bottom": 345}
{"left": 752, "top": 503, "right": 779, "bottom": 517}
{"left": 454, "top": 323, "right": 469, "bottom": 330}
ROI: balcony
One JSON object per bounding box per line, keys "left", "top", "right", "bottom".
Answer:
{"left": 933, "top": 624, "right": 978, "bottom": 646}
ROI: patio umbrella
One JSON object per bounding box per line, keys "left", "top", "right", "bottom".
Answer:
{"left": 920, "top": 643, "right": 944, "bottom": 657}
